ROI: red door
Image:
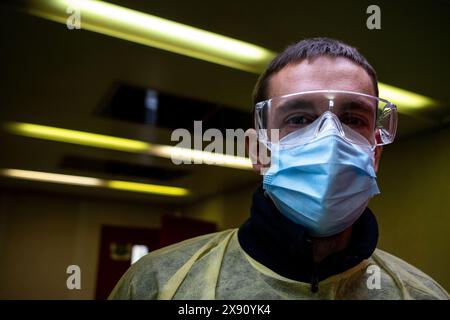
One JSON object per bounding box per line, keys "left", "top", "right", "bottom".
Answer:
{"left": 95, "top": 225, "right": 160, "bottom": 300}
{"left": 95, "top": 216, "right": 217, "bottom": 299}
{"left": 159, "top": 214, "right": 217, "bottom": 248}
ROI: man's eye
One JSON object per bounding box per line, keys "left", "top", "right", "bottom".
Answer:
{"left": 286, "top": 115, "right": 313, "bottom": 126}
{"left": 340, "top": 115, "right": 367, "bottom": 127}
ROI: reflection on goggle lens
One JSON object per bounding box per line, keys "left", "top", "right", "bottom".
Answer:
{"left": 255, "top": 90, "right": 397, "bottom": 148}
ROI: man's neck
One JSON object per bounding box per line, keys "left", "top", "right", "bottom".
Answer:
{"left": 311, "top": 225, "right": 353, "bottom": 263}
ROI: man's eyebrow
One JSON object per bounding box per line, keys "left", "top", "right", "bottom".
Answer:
{"left": 274, "top": 99, "right": 318, "bottom": 114}
{"left": 338, "top": 100, "right": 376, "bottom": 115}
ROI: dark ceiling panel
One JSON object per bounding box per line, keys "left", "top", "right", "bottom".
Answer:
{"left": 99, "top": 83, "right": 253, "bottom": 132}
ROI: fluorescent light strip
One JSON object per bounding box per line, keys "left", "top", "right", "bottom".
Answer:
{"left": 0, "top": 168, "right": 103, "bottom": 187}
{"left": 26, "top": 0, "right": 438, "bottom": 111}
{"left": 151, "top": 145, "right": 252, "bottom": 170}
{"left": 107, "top": 180, "right": 189, "bottom": 197}
{"left": 5, "top": 122, "right": 253, "bottom": 170}
{"left": 5, "top": 122, "right": 150, "bottom": 153}
{"left": 26, "top": 0, "right": 275, "bottom": 73}
{"left": 378, "top": 83, "right": 438, "bottom": 111}
{"left": 0, "top": 168, "right": 190, "bottom": 197}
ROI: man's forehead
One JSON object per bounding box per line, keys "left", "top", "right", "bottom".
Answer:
{"left": 267, "top": 56, "right": 376, "bottom": 99}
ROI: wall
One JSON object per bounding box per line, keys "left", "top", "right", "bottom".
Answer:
{"left": 370, "top": 124, "right": 450, "bottom": 292}
{"left": 183, "top": 184, "right": 256, "bottom": 231}
{"left": 0, "top": 189, "right": 169, "bottom": 299}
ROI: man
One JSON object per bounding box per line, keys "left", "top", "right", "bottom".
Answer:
{"left": 109, "top": 38, "right": 449, "bottom": 300}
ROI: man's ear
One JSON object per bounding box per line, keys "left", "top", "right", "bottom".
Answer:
{"left": 245, "top": 128, "right": 269, "bottom": 174}
{"left": 374, "top": 146, "right": 383, "bottom": 172}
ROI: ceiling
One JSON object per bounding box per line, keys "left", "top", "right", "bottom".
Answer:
{"left": 1, "top": 0, "right": 449, "bottom": 204}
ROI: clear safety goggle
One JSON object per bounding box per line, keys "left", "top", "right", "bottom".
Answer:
{"left": 255, "top": 90, "right": 398, "bottom": 149}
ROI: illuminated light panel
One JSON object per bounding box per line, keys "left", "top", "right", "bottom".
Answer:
{"left": 0, "top": 168, "right": 190, "bottom": 197}
{"left": 5, "top": 122, "right": 150, "bottom": 153}
{"left": 107, "top": 180, "right": 190, "bottom": 197}
{"left": 4, "top": 122, "right": 253, "bottom": 170}
{"left": 378, "top": 83, "right": 438, "bottom": 112}
{"left": 131, "top": 245, "right": 149, "bottom": 265}
{"left": 25, "top": 1, "right": 438, "bottom": 110}
{"left": 0, "top": 168, "right": 103, "bottom": 187}
{"left": 26, "top": 0, "right": 275, "bottom": 73}
{"left": 150, "top": 145, "right": 252, "bottom": 170}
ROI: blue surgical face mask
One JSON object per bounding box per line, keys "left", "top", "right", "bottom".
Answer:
{"left": 262, "top": 112, "right": 380, "bottom": 237}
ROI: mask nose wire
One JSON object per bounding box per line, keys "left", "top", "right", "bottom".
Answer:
{"left": 314, "top": 101, "right": 346, "bottom": 138}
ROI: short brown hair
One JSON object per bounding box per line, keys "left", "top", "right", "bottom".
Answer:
{"left": 252, "top": 37, "right": 378, "bottom": 105}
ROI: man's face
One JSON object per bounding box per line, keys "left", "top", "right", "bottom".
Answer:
{"left": 250, "top": 56, "right": 382, "bottom": 172}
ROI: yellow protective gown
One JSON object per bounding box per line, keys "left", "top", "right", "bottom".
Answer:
{"left": 108, "top": 229, "right": 449, "bottom": 300}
